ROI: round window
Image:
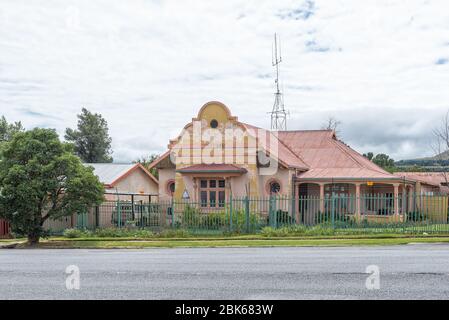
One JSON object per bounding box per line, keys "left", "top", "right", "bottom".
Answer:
{"left": 210, "top": 119, "right": 218, "bottom": 128}
{"left": 269, "top": 181, "right": 281, "bottom": 194}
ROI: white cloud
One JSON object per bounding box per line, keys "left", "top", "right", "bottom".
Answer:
{"left": 0, "top": 0, "right": 448, "bottom": 162}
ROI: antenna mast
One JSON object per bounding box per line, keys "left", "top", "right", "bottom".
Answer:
{"left": 270, "top": 33, "right": 288, "bottom": 131}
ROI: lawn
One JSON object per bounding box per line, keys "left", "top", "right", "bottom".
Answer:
{"left": 3, "top": 234, "right": 449, "bottom": 249}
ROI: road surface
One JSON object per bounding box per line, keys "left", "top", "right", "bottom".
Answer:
{"left": 1, "top": 244, "right": 449, "bottom": 299}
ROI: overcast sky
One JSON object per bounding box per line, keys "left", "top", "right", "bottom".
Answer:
{"left": 1, "top": 0, "right": 449, "bottom": 162}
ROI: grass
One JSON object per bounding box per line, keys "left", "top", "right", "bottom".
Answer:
{"left": 6, "top": 234, "right": 449, "bottom": 249}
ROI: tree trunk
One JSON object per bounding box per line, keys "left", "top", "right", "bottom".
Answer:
{"left": 27, "top": 233, "right": 40, "bottom": 245}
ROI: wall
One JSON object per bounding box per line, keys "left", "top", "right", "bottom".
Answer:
{"left": 158, "top": 168, "right": 176, "bottom": 201}
{"left": 258, "top": 167, "right": 292, "bottom": 197}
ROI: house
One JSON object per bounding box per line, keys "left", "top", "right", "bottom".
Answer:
{"left": 85, "top": 163, "right": 159, "bottom": 201}
{"left": 149, "top": 101, "right": 427, "bottom": 221}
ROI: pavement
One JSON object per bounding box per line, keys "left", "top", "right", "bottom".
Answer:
{"left": 1, "top": 244, "right": 449, "bottom": 299}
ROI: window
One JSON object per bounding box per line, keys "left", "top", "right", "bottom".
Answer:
{"left": 166, "top": 180, "right": 175, "bottom": 196}
{"left": 199, "top": 179, "right": 226, "bottom": 208}
{"left": 210, "top": 119, "right": 218, "bottom": 128}
{"left": 268, "top": 180, "right": 281, "bottom": 195}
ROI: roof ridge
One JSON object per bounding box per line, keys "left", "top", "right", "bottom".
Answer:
{"left": 332, "top": 139, "right": 392, "bottom": 176}
{"left": 240, "top": 121, "right": 309, "bottom": 169}
{"left": 278, "top": 129, "right": 333, "bottom": 133}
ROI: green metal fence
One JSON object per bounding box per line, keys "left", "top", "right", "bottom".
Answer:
{"left": 44, "top": 193, "right": 449, "bottom": 234}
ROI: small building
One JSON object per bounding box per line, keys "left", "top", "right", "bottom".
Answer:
{"left": 85, "top": 163, "right": 159, "bottom": 201}
{"left": 43, "top": 163, "right": 159, "bottom": 232}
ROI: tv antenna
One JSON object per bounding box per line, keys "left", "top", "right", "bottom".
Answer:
{"left": 269, "top": 33, "right": 289, "bottom": 131}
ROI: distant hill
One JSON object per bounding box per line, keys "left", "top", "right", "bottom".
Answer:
{"left": 395, "top": 150, "right": 449, "bottom": 170}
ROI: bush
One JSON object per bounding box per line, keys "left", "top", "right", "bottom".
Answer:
{"left": 180, "top": 206, "right": 263, "bottom": 232}
{"left": 63, "top": 228, "right": 91, "bottom": 238}
{"left": 266, "top": 210, "right": 294, "bottom": 227}
{"left": 407, "top": 211, "right": 427, "bottom": 222}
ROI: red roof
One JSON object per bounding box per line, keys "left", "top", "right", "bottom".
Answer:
{"left": 240, "top": 122, "right": 309, "bottom": 170}
{"left": 394, "top": 172, "right": 447, "bottom": 188}
{"left": 277, "top": 130, "right": 398, "bottom": 180}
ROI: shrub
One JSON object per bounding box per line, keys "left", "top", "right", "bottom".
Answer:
{"left": 63, "top": 228, "right": 91, "bottom": 238}
{"left": 180, "top": 206, "right": 263, "bottom": 232}
{"left": 266, "top": 210, "right": 294, "bottom": 227}
{"left": 406, "top": 211, "right": 427, "bottom": 222}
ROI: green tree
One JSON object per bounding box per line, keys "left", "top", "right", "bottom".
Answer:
{"left": 363, "top": 152, "right": 374, "bottom": 161}
{"left": 0, "top": 115, "right": 24, "bottom": 143}
{"left": 372, "top": 153, "right": 395, "bottom": 169}
{"left": 65, "top": 108, "right": 113, "bottom": 163}
{"left": 134, "top": 154, "right": 159, "bottom": 179}
{"left": 0, "top": 128, "right": 104, "bottom": 244}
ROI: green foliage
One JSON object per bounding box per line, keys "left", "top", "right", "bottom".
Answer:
{"left": 363, "top": 152, "right": 374, "bottom": 161}
{"left": 0, "top": 128, "right": 105, "bottom": 244}
{"left": 0, "top": 116, "right": 24, "bottom": 144}
{"left": 261, "top": 225, "right": 336, "bottom": 237}
{"left": 93, "top": 228, "right": 154, "bottom": 238}
{"left": 406, "top": 211, "right": 427, "bottom": 222}
{"left": 314, "top": 211, "right": 351, "bottom": 225}
{"left": 65, "top": 108, "right": 113, "bottom": 163}
{"left": 63, "top": 228, "right": 92, "bottom": 238}
{"left": 134, "top": 154, "right": 159, "bottom": 179}
{"left": 363, "top": 152, "right": 397, "bottom": 172}
{"left": 180, "top": 205, "right": 262, "bottom": 232}
{"left": 372, "top": 153, "right": 395, "bottom": 170}
{"left": 265, "top": 210, "right": 295, "bottom": 227}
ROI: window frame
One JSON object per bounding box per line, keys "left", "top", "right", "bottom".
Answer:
{"left": 199, "top": 178, "right": 226, "bottom": 208}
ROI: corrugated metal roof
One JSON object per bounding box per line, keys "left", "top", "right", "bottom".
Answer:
{"left": 277, "top": 130, "right": 398, "bottom": 179}
{"left": 84, "top": 163, "right": 136, "bottom": 185}
{"left": 394, "top": 172, "right": 446, "bottom": 188}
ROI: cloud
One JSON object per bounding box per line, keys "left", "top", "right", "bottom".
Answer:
{"left": 0, "top": 0, "right": 448, "bottom": 162}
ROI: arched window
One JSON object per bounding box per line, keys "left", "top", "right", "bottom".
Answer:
{"left": 267, "top": 180, "right": 281, "bottom": 195}
{"left": 166, "top": 180, "right": 175, "bottom": 196}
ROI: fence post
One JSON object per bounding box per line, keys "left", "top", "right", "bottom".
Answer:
{"left": 331, "top": 192, "right": 335, "bottom": 229}
{"left": 291, "top": 195, "right": 296, "bottom": 225}
{"left": 95, "top": 206, "right": 99, "bottom": 229}
{"left": 171, "top": 197, "right": 175, "bottom": 228}
{"left": 229, "top": 194, "right": 233, "bottom": 233}
{"left": 245, "top": 196, "right": 250, "bottom": 233}
{"left": 269, "top": 196, "right": 275, "bottom": 228}
{"left": 117, "top": 199, "right": 121, "bottom": 228}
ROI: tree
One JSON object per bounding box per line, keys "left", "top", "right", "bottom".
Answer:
{"left": 0, "top": 115, "right": 24, "bottom": 143}
{"left": 321, "top": 116, "right": 341, "bottom": 135}
{"left": 0, "top": 128, "right": 104, "bottom": 244}
{"left": 432, "top": 110, "right": 449, "bottom": 186}
{"left": 363, "top": 152, "right": 374, "bottom": 161}
{"left": 372, "top": 153, "right": 395, "bottom": 169}
{"left": 363, "top": 152, "right": 396, "bottom": 172}
{"left": 65, "top": 108, "right": 113, "bottom": 163}
{"left": 134, "top": 154, "right": 159, "bottom": 179}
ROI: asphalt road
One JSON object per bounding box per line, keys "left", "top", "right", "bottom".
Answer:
{"left": 1, "top": 244, "right": 449, "bottom": 299}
